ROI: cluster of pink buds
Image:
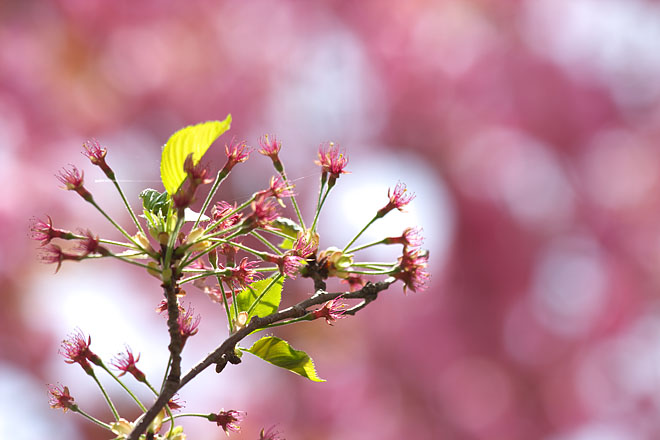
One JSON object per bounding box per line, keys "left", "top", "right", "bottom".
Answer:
{"left": 34, "top": 117, "right": 427, "bottom": 439}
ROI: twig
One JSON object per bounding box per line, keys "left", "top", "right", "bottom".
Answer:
{"left": 127, "top": 277, "right": 394, "bottom": 439}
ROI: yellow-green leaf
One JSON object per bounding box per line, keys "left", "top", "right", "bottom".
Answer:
{"left": 230, "top": 277, "right": 283, "bottom": 323}
{"left": 160, "top": 116, "right": 232, "bottom": 195}
{"left": 245, "top": 336, "right": 325, "bottom": 382}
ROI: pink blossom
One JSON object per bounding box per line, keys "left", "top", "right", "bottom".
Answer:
{"left": 209, "top": 409, "right": 245, "bottom": 434}
{"left": 56, "top": 165, "right": 93, "bottom": 201}
{"left": 178, "top": 305, "right": 201, "bottom": 344}
{"left": 111, "top": 346, "right": 146, "bottom": 382}
{"left": 384, "top": 226, "right": 424, "bottom": 248}
{"left": 59, "top": 329, "right": 100, "bottom": 373}
{"left": 393, "top": 247, "right": 430, "bottom": 293}
{"left": 48, "top": 384, "right": 76, "bottom": 412}
{"left": 316, "top": 142, "right": 349, "bottom": 180}
{"left": 258, "top": 134, "right": 282, "bottom": 158}
{"left": 256, "top": 176, "right": 295, "bottom": 206}
{"left": 39, "top": 244, "right": 83, "bottom": 272}
{"left": 223, "top": 138, "right": 252, "bottom": 172}
{"left": 312, "top": 297, "right": 347, "bottom": 325}
{"left": 29, "top": 216, "right": 72, "bottom": 245}
{"left": 223, "top": 257, "right": 261, "bottom": 289}
{"left": 242, "top": 198, "right": 279, "bottom": 231}
{"left": 377, "top": 182, "right": 415, "bottom": 217}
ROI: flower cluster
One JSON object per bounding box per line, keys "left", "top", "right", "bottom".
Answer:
{"left": 35, "top": 118, "right": 428, "bottom": 439}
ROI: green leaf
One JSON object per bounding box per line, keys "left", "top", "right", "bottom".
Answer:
{"left": 272, "top": 217, "right": 302, "bottom": 249}
{"left": 160, "top": 116, "right": 232, "bottom": 195}
{"left": 245, "top": 336, "right": 325, "bottom": 382}
{"left": 231, "top": 277, "right": 283, "bottom": 322}
{"left": 140, "top": 188, "right": 170, "bottom": 216}
{"left": 272, "top": 217, "right": 302, "bottom": 238}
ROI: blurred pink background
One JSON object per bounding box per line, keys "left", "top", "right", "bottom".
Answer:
{"left": 3, "top": 0, "right": 660, "bottom": 439}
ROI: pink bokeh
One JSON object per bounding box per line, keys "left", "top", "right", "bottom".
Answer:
{"left": 4, "top": 0, "right": 660, "bottom": 439}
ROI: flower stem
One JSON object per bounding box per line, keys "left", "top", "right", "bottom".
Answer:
{"left": 90, "top": 371, "right": 120, "bottom": 421}
{"left": 99, "top": 364, "right": 147, "bottom": 412}
{"left": 264, "top": 315, "right": 312, "bottom": 328}
{"left": 346, "top": 238, "right": 386, "bottom": 254}
{"left": 218, "top": 281, "right": 235, "bottom": 333}
{"left": 72, "top": 406, "right": 112, "bottom": 430}
{"left": 193, "top": 169, "right": 230, "bottom": 229}
{"left": 250, "top": 231, "right": 282, "bottom": 255}
{"left": 164, "top": 412, "right": 212, "bottom": 421}
{"left": 160, "top": 354, "right": 173, "bottom": 393}
{"left": 342, "top": 215, "right": 379, "bottom": 253}
{"left": 88, "top": 199, "right": 146, "bottom": 253}
{"left": 110, "top": 178, "right": 145, "bottom": 236}
{"left": 280, "top": 171, "right": 306, "bottom": 230}
{"left": 311, "top": 185, "right": 332, "bottom": 233}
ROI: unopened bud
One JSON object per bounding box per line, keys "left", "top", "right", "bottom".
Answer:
{"left": 158, "top": 232, "right": 170, "bottom": 246}
{"left": 147, "top": 261, "right": 161, "bottom": 278}
{"left": 234, "top": 311, "right": 249, "bottom": 330}
{"left": 133, "top": 232, "right": 154, "bottom": 253}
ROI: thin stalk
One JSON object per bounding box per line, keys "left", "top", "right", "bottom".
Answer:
{"left": 229, "top": 281, "right": 239, "bottom": 325}
{"left": 160, "top": 354, "right": 173, "bottom": 393}
{"left": 163, "top": 413, "right": 211, "bottom": 422}
{"left": 342, "top": 215, "right": 378, "bottom": 253}
{"left": 193, "top": 169, "right": 230, "bottom": 229}
{"left": 218, "top": 282, "right": 235, "bottom": 333}
{"left": 251, "top": 231, "right": 282, "bottom": 255}
{"left": 254, "top": 266, "right": 280, "bottom": 272}
{"left": 344, "top": 269, "right": 394, "bottom": 275}
{"left": 310, "top": 177, "right": 328, "bottom": 232}
{"left": 108, "top": 254, "right": 160, "bottom": 271}
{"left": 203, "top": 196, "right": 255, "bottom": 233}
{"left": 351, "top": 262, "right": 396, "bottom": 268}
{"left": 72, "top": 407, "right": 113, "bottom": 429}
{"left": 163, "top": 214, "right": 184, "bottom": 267}
{"left": 346, "top": 238, "right": 386, "bottom": 254}
{"left": 258, "top": 228, "right": 294, "bottom": 240}
{"left": 246, "top": 275, "right": 282, "bottom": 316}
{"left": 179, "top": 270, "right": 229, "bottom": 285}
{"left": 280, "top": 171, "right": 306, "bottom": 230}
{"left": 99, "top": 364, "right": 147, "bottom": 412}
{"left": 263, "top": 315, "right": 312, "bottom": 328}
{"left": 90, "top": 371, "right": 120, "bottom": 421}
{"left": 88, "top": 199, "right": 145, "bottom": 252}
{"left": 110, "top": 178, "right": 145, "bottom": 236}
{"left": 206, "top": 239, "right": 264, "bottom": 257}
{"left": 70, "top": 233, "right": 137, "bottom": 249}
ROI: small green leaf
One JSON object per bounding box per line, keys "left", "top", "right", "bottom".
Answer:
{"left": 231, "top": 277, "right": 283, "bottom": 322}
{"left": 160, "top": 116, "right": 232, "bottom": 195}
{"left": 272, "top": 217, "right": 302, "bottom": 249}
{"left": 139, "top": 188, "right": 170, "bottom": 216}
{"left": 245, "top": 336, "right": 325, "bottom": 382}
{"left": 272, "top": 217, "right": 302, "bottom": 239}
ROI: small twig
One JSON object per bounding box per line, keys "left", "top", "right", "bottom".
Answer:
{"left": 128, "top": 275, "right": 395, "bottom": 439}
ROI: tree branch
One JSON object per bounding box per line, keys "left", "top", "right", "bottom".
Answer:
{"left": 128, "top": 278, "right": 395, "bottom": 438}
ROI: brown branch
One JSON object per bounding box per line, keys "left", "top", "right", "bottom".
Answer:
{"left": 128, "top": 277, "right": 395, "bottom": 439}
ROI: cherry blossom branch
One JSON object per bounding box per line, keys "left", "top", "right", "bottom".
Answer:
{"left": 127, "top": 277, "right": 394, "bottom": 439}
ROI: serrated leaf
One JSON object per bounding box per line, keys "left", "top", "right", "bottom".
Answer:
{"left": 231, "top": 277, "right": 283, "bottom": 323}
{"left": 140, "top": 188, "right": 170, "bottom": 216}
{"left": 272, "top": 217, "right": 302, "bottom": 239}
{"left": 160, "top": 116, "right": 232, "bottom": 195}
{"left": 245, "top": 336, "right": 325, "bottom": 382}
